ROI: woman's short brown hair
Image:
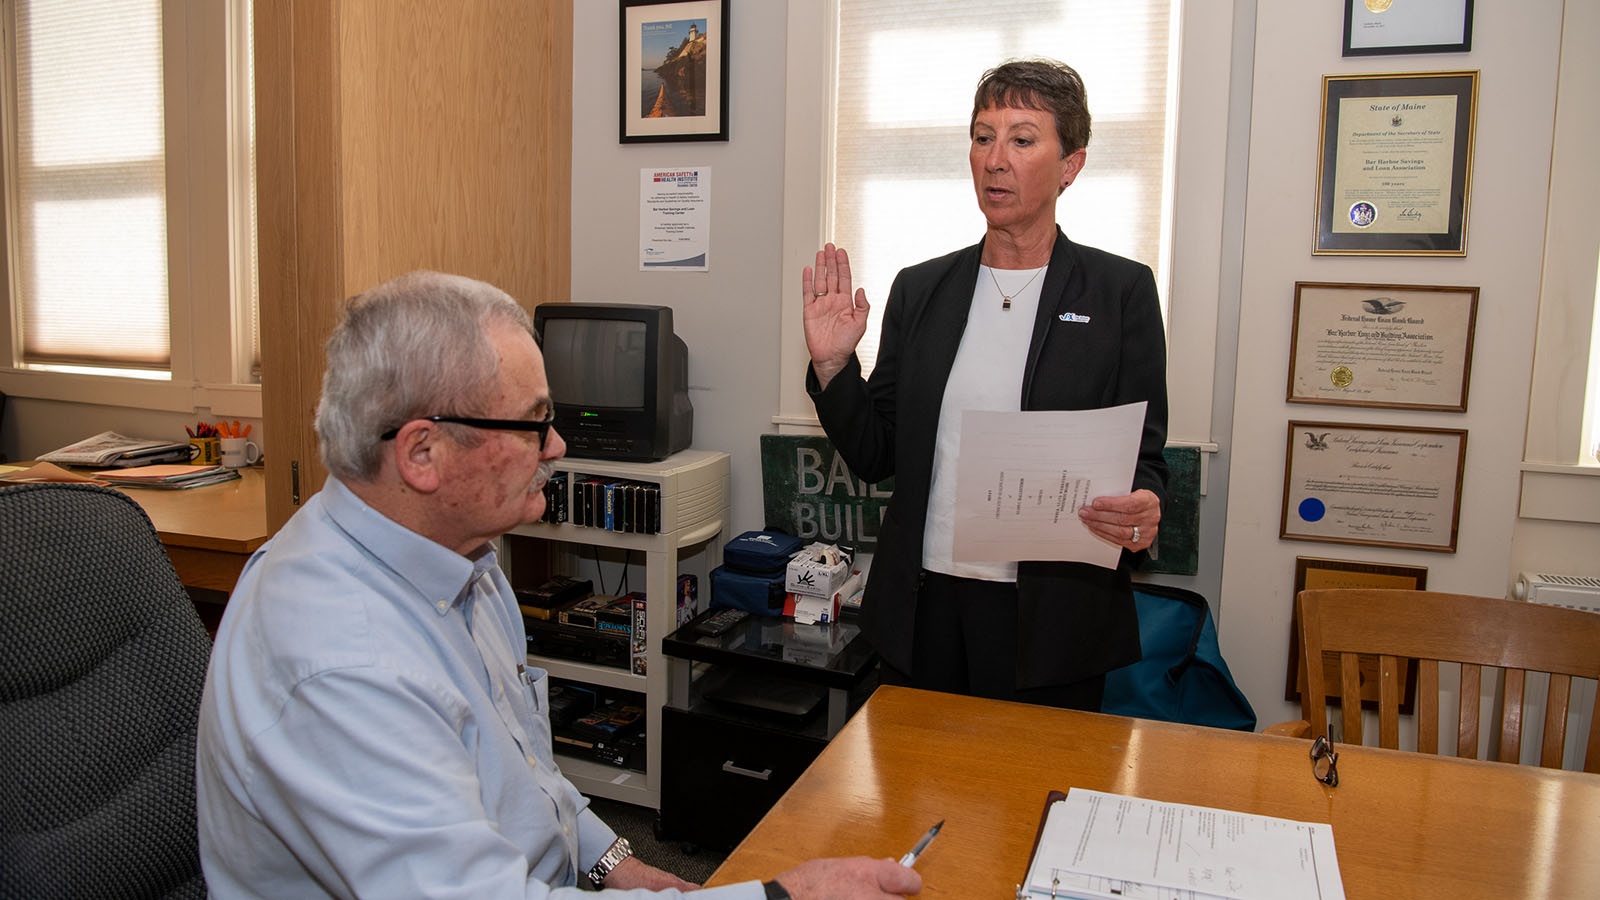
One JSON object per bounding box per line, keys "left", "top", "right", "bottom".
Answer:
{"left": 970, "top": 58, "right": 1091, "bottom": 157}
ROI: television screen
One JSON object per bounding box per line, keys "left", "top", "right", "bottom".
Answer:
{"left": 542, "top": 319, "right": 648, "bottom": 409}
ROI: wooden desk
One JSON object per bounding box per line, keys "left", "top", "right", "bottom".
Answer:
{"left": 114, "top": 467, "right": 268, "bottom": 593}
{"left": 711, "top": 685, "right": 1600, "bottom": 900}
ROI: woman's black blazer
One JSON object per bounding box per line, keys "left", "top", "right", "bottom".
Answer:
{"left": 808, "top": 228, "right": 1169, "bottom": 689}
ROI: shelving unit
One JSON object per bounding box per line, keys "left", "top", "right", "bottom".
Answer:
{"left": 501, "top": 448, "right": 730, "bottom": 809}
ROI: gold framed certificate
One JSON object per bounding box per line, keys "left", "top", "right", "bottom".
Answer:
{"left": 1286, "top": 282, "right": 1478, "bottom": 411}
{"left": 1280, "top": 421, "right": 1467, "bottom": 552}
{"left": 1314, "top": 71, "right": 1478, "bottom": 255}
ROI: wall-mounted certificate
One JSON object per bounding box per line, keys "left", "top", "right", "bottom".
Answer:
{"left": 1287, "top": 282, "right": 1478, "bottom": 411}
{"left": 1343, "top": 0, "right": 1474, "bottom": 57}
{"left": 1280, "top": 421, "right": 1466, "bottom": 552}
{"left": 1314, "top": 71, "right": 1477, "bottom": 255}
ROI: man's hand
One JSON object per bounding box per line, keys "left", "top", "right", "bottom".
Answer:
{"left": 601, "top": 855, "right": 699, "bottom": 893}
{"left": 802, "top": 243, "right": 872, "bottom": 390}
{"left": 1077, "top": 489, "right": 1161, "bottom": 552}
{"left": 772, "top": 856, "right": 922, "bottom": 898}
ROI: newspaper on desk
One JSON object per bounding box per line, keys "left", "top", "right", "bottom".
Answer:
{"left": 1019, "top": 789, "right": 1345, "bottom": 900}
{"left": 38, "top": 431, "right": 189, "bottom": 466}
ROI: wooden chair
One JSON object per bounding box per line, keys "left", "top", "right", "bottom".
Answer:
{"left": 1273, "top": 588, "right": 1600, "bottom": 772}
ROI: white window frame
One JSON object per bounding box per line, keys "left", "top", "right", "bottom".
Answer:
{"left": 0, "top": 0, "right": 260, "bottom": 418}
{"left": 1520, "top": 0, "right": 1600, "bottom": 524}
{"left": 776, "top": 0, "right": 1232, "bottom": 457}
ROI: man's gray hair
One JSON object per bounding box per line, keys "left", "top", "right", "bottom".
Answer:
{"left": 314, "top": 270, "right": 535, "bottom": 482}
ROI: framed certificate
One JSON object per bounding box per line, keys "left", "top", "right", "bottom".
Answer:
{"left": 1280, "top": 421, "right": 1467, "bottom": 552}
{"left": 1287, "top": 282, "right": 1478, "bottom": 411}
{"left": 619, "top": 0, "right": 730, "bottom": 143}
{"left": 1343, "top": 0, "right": 1474, "bottom": 57}
{"left": 1283, "top": 556, "right": 1427, "bottom": 712}
{"left": 1314, "top": 71, "right": 1478, "bottom": 255}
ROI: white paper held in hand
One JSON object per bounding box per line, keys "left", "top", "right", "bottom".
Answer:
{"left": 952, "top": 403, "right": 1146, "bottom": 569}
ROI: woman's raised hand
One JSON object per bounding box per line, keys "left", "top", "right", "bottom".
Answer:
{"left": 802, "top": 243, "right": 871, "bottom": 390}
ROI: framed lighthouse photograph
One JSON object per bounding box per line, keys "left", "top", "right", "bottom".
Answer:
{"left": 619, "top": 0, "right": 730, "bottom": 143}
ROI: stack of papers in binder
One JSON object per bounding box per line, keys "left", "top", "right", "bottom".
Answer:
{"left": 38, "top": 431, "right": 191, "bottom": 467}
{"left": 1019, "top": 789, "right": 1345, "bottom": 900}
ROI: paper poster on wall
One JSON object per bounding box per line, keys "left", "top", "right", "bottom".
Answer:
{"left": 640, "top": 167, "right": 710, "bottom": 270}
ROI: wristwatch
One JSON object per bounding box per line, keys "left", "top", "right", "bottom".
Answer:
{"left": 762, "top": 880, "right": 793, "bottom": 899}
{"left": 585, "top": 836, "right": 633, "bottom": 887}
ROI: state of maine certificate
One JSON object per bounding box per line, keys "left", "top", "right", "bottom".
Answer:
{"left": 1314, "top": 71, "right": 1476, "bottom": 255}
{"left": 1331, "top": 93, "right": 1456, "bottom": 234}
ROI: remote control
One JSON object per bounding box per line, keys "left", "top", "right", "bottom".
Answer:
{"left": 695, "top": 607, "right": 749, "bottom": 636}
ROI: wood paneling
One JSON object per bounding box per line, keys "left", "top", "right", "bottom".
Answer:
{"left": 254, "top": 0, "right": 572, "bottom": 531}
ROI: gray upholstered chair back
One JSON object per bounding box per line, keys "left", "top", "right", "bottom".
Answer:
{"left": 0, "top": 483, "right": 210, "bottom": 899}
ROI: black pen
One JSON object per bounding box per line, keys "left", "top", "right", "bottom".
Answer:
{"left": 898, "top": 819, "right": 944, "bottom": 868}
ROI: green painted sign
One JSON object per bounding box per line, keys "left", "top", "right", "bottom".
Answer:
{"left": 760, "top": 435, "right": 894, "bottom": 550}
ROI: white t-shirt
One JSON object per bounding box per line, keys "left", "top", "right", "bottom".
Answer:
{"left": 921, "top": 264, "right": 1047, "bottom": 581}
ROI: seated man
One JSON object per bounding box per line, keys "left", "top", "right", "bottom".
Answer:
{"left": 196, "top": 271, "right": 920, "bottom": 900}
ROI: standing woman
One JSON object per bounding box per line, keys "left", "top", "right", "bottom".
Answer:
{"left": 802, "top": 59, "right": 1168, "bottom": 710}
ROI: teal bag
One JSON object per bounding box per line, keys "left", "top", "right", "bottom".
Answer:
{"left": 1102, "top": 584, "right": 1256, "bottom": 731}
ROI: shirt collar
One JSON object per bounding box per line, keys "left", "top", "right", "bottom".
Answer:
{"left": 320, "top": 478, "right": 501, "bottom": 616}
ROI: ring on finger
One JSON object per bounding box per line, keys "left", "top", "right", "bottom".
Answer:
{"left": 1131, "top": 525, "right": 1141, "bottom": 544}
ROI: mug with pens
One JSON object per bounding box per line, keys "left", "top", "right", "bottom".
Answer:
{"left": 216, "top": 420, "right": 260, "bottom": 468}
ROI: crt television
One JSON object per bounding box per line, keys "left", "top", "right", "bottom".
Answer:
{"left": 533, "top": 302, "right": 692, "bottom": 462}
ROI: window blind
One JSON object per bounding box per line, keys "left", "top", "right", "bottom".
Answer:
{"left": 832, "top": 0, "right": 1175, "bottom": 375}
{"left": 12, "top": 0, "right": 170, "bottom": 369}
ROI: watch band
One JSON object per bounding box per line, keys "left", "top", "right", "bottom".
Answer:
{"left": 762, "top": 880, "right": 793, "bottom": 899}
{"left": 585, "top": 836, "right": 633, "bottom": 887}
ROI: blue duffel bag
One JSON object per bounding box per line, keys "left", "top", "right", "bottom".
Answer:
{"left": 1101, "top": 583, "right": 1256, "bottom": 731}
{"left": 709, "top": 564, "right": 788, "bottom": 615}
{"left": 710, "top": 530, "right": 806, "bottom": 614}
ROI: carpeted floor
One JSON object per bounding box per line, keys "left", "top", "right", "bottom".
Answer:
{"left": 584, "top": 795, "right": 727, "bottom": 888}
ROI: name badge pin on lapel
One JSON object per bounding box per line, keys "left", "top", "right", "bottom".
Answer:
{"left": 1059, "top": 312, "right": 1091, "bottom": 324}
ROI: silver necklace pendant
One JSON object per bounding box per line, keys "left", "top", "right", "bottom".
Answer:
{"left": 989, "top": 264, "right": 1042, "bottom": 311}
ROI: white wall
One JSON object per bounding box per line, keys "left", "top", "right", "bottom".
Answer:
{"left": 569, "top": 1, "right": 1593, "bottom": 730}
{"left": 1217, "top": 1, "right": 1569, "bottom": 730}
{"left": 569, "top": 2, "right": 789, "bottom": 531}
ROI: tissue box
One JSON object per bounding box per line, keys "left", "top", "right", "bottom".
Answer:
{"left": 782, "top": 591, "right": 840, "bottom": 625}
{"left": 785, "top": 543, "right": 852, "bottom": 597}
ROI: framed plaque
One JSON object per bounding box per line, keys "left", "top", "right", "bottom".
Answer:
{"left": 1343, "top": 0, "right": 1474, "bottom": 57}
{"left": 1280, "top": 421, "right": 1467, "bottom": 552}
{"left": 619, "top": 0, "right": 730, "bottom": 143}
{"left": 1284, "top": 556, "right": 1427, "bottom": 712}
{"left": 1287, "top": 282, "right": 1478, "bottom": 411}
{"left": 1314, "top": 71, "right": 1478, "bottom": 255}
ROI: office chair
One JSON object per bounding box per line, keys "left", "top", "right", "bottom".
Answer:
{"left": 1269, "top": 588, "right": 1600, "bottom": 772}
{"left": 0, "top": 483, "right": 210, "bottom": 899}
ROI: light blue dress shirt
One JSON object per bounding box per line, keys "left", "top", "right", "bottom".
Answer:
{"left": 196, "top": 478, "right": 763, "bottom": 899}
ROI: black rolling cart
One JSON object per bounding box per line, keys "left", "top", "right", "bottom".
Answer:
{"left": 657, "top": 609, "right": 877, "bottom": 850}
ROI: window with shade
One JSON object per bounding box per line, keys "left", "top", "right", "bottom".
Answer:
{"left": 830, "top": 0, "right": 1177, "bottom": 376}
{"left": 0, "top": 0, "right": 258, "bottom": 395}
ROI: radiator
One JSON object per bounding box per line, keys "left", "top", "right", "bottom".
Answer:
{"left": 1512, "top": 571, "right": 1600, "bottom": 613}
{"left": 1507, "top": 572, "right": 1600, "bottom": 769}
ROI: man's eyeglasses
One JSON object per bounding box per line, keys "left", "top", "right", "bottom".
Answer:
{"left": 1310, "top": 734, "right": 1339, "bottom": 787}
{"left": 379, "top": 415, "right": 556, "bottom": 448}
